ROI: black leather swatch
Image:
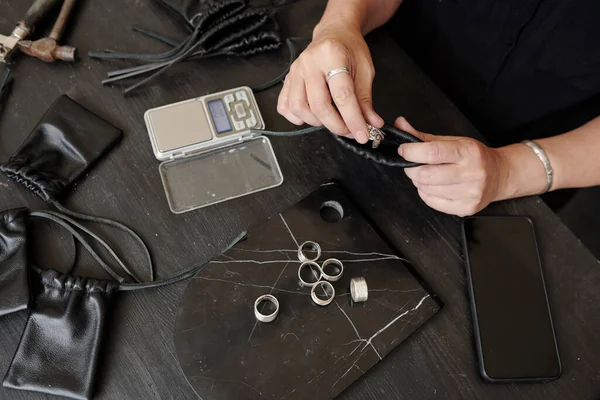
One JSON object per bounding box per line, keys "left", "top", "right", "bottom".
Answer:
{"left": 0, "top": 95, "right": 123, "bottom": 203}
{"left": 0, "top": 208, "right": 29, "bottom": 317}
{"left": 3, "top": 269, "right": 119, "bottom": 400}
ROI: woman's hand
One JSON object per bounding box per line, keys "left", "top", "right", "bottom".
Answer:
{"left": 396, "top": 117, "right": 511, "bottom": 216}
{"left": 277, "top": 23, "right": 383, "bottom": 144}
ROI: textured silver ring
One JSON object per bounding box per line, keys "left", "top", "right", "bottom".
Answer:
{"left": 298, "top": 261, "right": 323, "bottom": 287}
{"left": 350, "top": 277, "right": 368, "bottom": 303}
{"left": 321, "top": 258, "right": 344, "bottom": 282}
{"left": 298, "top": 241, "right": 321, "bottom": 262}
{"left": 311, "top": 280, "right": 335, "bottom": 306}
{"left": 254, "top": 294, "right": 279, "bottom": 323}
{"left": 325, "top": 67, "right": 350, "bottom": 83}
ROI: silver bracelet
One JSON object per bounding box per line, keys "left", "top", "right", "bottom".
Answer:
{"left": 521, "top": 140, "right": 554, "bottom": 193}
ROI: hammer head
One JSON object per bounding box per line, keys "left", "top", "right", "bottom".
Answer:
{"left": 18, "top": 37, "right": 76, "bottom": 63}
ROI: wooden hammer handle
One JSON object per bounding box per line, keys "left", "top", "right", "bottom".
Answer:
{"left": 22, "top": 0, "right": 63, "bottom": 33}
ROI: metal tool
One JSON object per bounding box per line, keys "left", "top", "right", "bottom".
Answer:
{"left": 0, "top": 0, "right": 64, "bottom": 63}
{"left": 18, "top": 0, "right": 77, "bottom": 62}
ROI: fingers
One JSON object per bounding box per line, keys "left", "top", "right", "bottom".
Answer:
{"left": 326, "top": 71, "right": 369, "bottom": 143}
{"left": 355, "top": 64, "right": 384, "bottom": 128}
{"left": 396, "top": 117, "right": 462, "bottom": 143}
{"left": 400, "top": 139, "right": 464, "bottom": 164}
{"left": 415, "top": 183, "right": 478, "bottom": 200}
{"left": 404, "top": 164, "right": 465, "bottom": 185}
{"left": 417, "top": 189, "right": 477, "bottom": 217}
{"left": 289, "top": 74, "right": 322, "bottom": 126}
{"left": 305, "top": 70, "right": 348, "bottom": 135}
{"left": 417, "top": 189, "right": 457, "bottom": 213}
{"left": 277, "top": 76, "right": 303, "bottom": 125}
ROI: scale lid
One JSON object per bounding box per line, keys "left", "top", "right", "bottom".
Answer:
{"left": 159, "top": 135, "right": 283, "bottom": 213}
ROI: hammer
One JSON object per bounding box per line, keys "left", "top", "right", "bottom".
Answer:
{"left": 18, "top": 0, "right": 78, "bottom": 63}
{"left": 0, "top": 0, "right": 64, "bottom": 62}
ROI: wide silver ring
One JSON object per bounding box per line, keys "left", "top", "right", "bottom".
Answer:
{"left": 350, "top": 277, "right": 368, "bottom": 303}
{"left": 254, "top": 294, "right": 279, "bottom": 323}
{"left": 325, "top": 67, "right": 350, "bottom": 83}
{"left": 311, "top": 280, "right": 335, "bottom": 306}
{"left": 321, "top": 258, "right": 344, "bottom": 282}
{"left": 298, "top": 241, "right": 321, "bottom": 262}
{"left": 298, "top": 261, "right": 323, "bottom": 287}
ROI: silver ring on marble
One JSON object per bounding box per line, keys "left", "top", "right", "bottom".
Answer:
{"left": 298, "top": 241, "right": 321, "bottom": 262}
{"left": 298, "top": 261, "right": 323, "bottom": 287}
{"left": 350, "top": 277, "right": 368, "bottom": 303}
{"left": 254, "top": 294, "right": 279, "bottom": 323}
{"left": 321, "top": 258, "right": 344, "bottom": 282}
{"left": 311, "top": 280, "right": 335, "bottom": 306}
{"left": 325, "top": 67, "right": 350, "bottom": 83}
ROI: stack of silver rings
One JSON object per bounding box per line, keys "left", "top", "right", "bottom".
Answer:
{"left": 253, "top": 240, "right": 369, "bottom": 323}
{"left": 297, "top": 241, "right": 344, "bottom": 307}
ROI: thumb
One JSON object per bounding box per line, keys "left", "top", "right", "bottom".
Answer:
{"left": 396, "top": 116, "right": 437, "bottom": 159}
{"left": 355, "top": 66, "right": 384, "bottom": 128}
{"left": 395, "top": 117, "right": 435, "bottom": 141}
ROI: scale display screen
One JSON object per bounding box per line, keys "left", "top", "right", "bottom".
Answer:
{"left": 207, "top": 99, "right": 232, "bottom": 133}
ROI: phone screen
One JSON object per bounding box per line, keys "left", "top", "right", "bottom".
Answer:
{"left": 463, "top": 216, "right": 561, "bottom": 381}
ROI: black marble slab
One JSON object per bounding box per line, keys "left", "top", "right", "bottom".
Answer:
{"left": 174, "top": 183, "right": 442, "bottom": 399}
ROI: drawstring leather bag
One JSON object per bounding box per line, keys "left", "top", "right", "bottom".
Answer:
{"left": 3, "top": 268, "right": 118, "bottom": 400}
{"left": 0, "top": 207, "right": 245, "bottom": 399}
{"left": 0, "top": 95, "right": 122, "bottom": 203}
{"left": 0, "top": 95, "right": 154, "bottom": 283}
{"left": 0, "top": 208, "right": 29, "bottom": 317}
{"left": 1, "top": 209, "right": 138, "bottom": 400}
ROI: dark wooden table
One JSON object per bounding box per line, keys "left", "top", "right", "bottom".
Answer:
{"left": 1, "top": 1, "right": 599, "bottom": 399}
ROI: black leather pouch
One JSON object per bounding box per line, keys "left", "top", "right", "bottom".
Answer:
{"left": 3, "top": 269, "right": 119, "bottom": 400}
{"left": 0, "top": 208, "right": 29, "bottom": 317}
{"left": 0, "top": 95, "right": 122, "bottom": 203}
{"left": 154, "top": 0, "right": 246, "bottom": 29}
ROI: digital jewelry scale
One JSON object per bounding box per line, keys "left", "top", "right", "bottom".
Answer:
{"left": 144, "top": 87, "right": 283, "bottom": 214}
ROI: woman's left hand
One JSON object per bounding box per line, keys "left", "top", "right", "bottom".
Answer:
{"left": 396, "top": 117, "right": 510, "bottom": 217}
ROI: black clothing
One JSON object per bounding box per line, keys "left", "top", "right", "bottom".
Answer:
{"left": 389, "top": 0, "right": 600, "bottom": 146}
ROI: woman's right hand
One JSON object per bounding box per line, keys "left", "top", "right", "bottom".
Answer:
{"left": 277, "top": 23, "right": 383, "bottom": 144}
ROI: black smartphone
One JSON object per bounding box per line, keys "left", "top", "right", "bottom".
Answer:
{"left": 462, "top": 216, "right": 562, "bottom": 382}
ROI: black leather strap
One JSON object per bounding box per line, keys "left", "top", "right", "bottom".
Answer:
{"left": 253, "top": 124, "right": 424, "bottom": 168}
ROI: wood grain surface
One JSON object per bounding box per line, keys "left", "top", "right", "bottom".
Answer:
{"left": 0, "top": 0, "right": 598, "bottom": 399}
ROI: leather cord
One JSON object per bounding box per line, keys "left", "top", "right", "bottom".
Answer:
{"left": 118, "top": 231, "right": 247, "bottom": 291}
{"left": 252, "top": 123, "right": 424, "bottom": 168}
{"left": 30, "top": 212, "right": 246, "bottom": 291}
{"left": 30, "top": 211, "right": 128, "bottom": 283}
{"left": 252, "top": 38, "right": 296, "bottom": 92}
{"left": 53, "top": 202, "right": 154, "bottom": 282}
{"left": 89, "top": 3, "right": 284, "bottom": 93}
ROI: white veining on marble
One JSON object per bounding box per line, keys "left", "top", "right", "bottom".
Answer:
{"left": 279, "top": 213, "right": 299, "bottom": 247}
{"left": 359, "top": 294, "right": 431, "bottom": 351}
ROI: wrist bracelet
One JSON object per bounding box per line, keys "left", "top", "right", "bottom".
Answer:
{"left": 521, "top": 140, "right": 554, "bottom": 193}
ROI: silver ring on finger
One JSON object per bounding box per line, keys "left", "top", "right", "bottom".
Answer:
{"left": 325, "top": 67, "right": 350, "bottom": 83}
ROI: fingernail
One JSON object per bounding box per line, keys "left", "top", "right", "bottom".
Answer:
{"left": 356, "top": 131, "right": 367, "bottom": 144}
{"left": 398, "top": 145, "right": 404, "bottom": 156}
